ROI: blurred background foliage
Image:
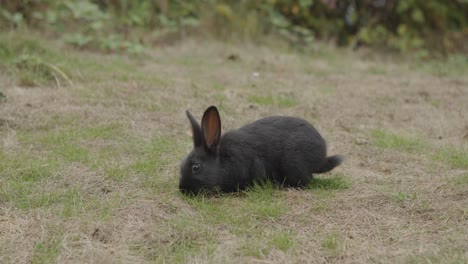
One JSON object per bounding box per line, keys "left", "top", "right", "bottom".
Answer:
{"left": 0, "top": 0, "right": 467, "bottom": 56}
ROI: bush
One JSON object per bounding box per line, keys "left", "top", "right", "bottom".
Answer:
{"left": 0, "top": 0, "right": 466, "bottom": 54}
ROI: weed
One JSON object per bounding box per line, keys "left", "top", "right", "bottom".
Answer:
{"left": 0, "top": 33, "right": 73, "bottom": 87}
{"left": 14, "top": 54, "right": 72, "bottom": 87}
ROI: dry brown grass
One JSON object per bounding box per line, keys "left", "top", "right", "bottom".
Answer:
{"left": 1, "top": 35, "right": 467, "bottom": 263}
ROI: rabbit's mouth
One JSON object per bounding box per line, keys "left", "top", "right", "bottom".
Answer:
{"left": 179, "top": 181, "right": 222, "bottom": 196}
{"left": 179, "top": 179, "right": 209, "bottom": 195}
{"left": 179, "top": 184, "right": 201, "bottom": 195}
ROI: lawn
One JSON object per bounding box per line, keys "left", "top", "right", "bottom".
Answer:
{"left": 1, "top": 31, "right": 467, "bottom": 263}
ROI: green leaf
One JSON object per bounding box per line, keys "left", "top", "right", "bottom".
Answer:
{"left": 396, "top": 1, "right": 410, "bottom": 13}
{"left": 298, "top": 0, "right": 313, "bottom": 8}
{"left": 411, "top": 9, "right": 425, "bottom": 24}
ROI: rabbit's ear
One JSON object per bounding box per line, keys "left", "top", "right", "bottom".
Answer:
{"left": 186, "top": 110, "right": 202, "bottom": 148}
{"left": 201, "top": 106, "right": 221, "bottom": 152}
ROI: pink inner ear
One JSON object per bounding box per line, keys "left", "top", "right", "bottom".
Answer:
{"left": 204, "top": 113, "right": 220, "bottom": 146}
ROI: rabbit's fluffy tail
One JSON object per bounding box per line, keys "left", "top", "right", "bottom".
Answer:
{"left": 315, "top": 155, "right": 344, "bottom": 173}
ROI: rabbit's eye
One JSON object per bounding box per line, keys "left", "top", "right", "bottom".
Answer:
{"left": 192, "top": 163, "right": 201, "bottom": 174}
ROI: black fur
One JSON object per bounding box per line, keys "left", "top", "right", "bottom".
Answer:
{"left": 179, "top": 106, "right": 344, "bottom": 194}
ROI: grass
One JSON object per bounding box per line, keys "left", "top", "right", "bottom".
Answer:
{"left": 447, "top": 173, "right": 468, "bottom": 185}
{"left": 404, "top": 249, "right": 468, "bottom": 264}
{"left": 371, "top": 129, "right": 468, "bottom": 169}
{"left": 247, "top": 94, "right": 299, "bottom": 108}
{"left": 371, "top": 129, "right": 425, "bottom": 152}
{"left": 268, "top": 231, "right": 295, "bottom": 252}
{"left": 307, "top": 174, "right": 350, "bottom": 190}
{"left": 240, "top": 231, "right": 295, "bottom": 258}
{"left": 1, "top": 30, "right": 467, "bottom": 263}
{"left": 0, "top": 151, "right": 58, "bottom": 208}
{"left": 321, "top": 232, "right": 341, "bottom": 251}
{"left": 368, "top": 66, "right": 387, "bottom": 75}
{"left": 433, "top": 146, "right": 468, "bottom": 169}
{"left": 0, "top": 32, "right": 72, "bottom": 87}
{"left": 417, "top": 54, "right": 468, "bottom": 77}
{"left": 32, "top": 239, "right": 62, "bottom": 264}
{"left": 244, "top": 182, "right": 287, "bottom": 219}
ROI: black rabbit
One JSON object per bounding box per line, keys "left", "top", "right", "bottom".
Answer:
{"left": 179, "top": 106, "right": 343, "bottom": 194}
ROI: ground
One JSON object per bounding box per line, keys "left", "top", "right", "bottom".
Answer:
{"left": 0, "top": 32, "right": 467, "bottom": 263}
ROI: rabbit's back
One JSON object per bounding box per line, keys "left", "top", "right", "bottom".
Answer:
{"left": 222, "top": 116, "right": 328, "bottom": 186}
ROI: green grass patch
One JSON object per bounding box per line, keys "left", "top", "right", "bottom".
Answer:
{"left": 100, "top": 160, "right": 134, "bottom": 181}
{"left": 32, "top": 238, "right": 62, "bottom": 264}
{"left": 244, "top": 181, "right": 287, "bottom": 219}
{"left": 240, "top": 231, "right": 295, "bottom": 258}
{"left": 58, "top": 188, "right": 117, "bottom": 219}
{"left": 34, "top": 124, "right": 128, "bottom": 164}
{"left": 1, "top": 148, "right": 123, "bottom": 214}
{"left": 321, "top": 231, "right": 341, "bottom": 251}
{"left": 385, "top": 190, "right": 433, "bottom": 213}
{"left": 433, "top": 146, "right": 468, "bottom": 169}
{"left": 371, "top": 129, "right": 425, "bottom": 152}
{"left": 0, "top": 30, "right": 145, "bottom": 88}
{"left": 133, "top": 136, "right": 178, "bottom": 189}
{"left": 213, "top": 83, "right": 225, "bottom": 91}
{"left": 307, "top": 174, "right": 350, "bottom": 190}
{"left": 80, "top": 124, "right": 127, "bottom": 140}
{"left": 390, "top": 191, "right": 419, "bottom": 203}
{"left": 268, "top": 231, "right": 295, "bottom": 252}
{"left": 418, "top": 54, "right": 468, "bottom": 78}
{"left": 183, "top": 181, "right": 287, "bottom": 227}
{"left": 52, "top": 144, "right": 90, "bottom": 163}
{"left": 0, "top": 151, "right": 59, "bottom": 208}
{"left": 177, "top": 181, "right": 289, "bottom": 258}
{"left": 58, "top": 188, "right": 85, "bottom": 218}
{"left": 248, "top": 94, "right": 299, "bottom": 108}
{"left": 371, "top": 130, "right": 467, "bottom": 169}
